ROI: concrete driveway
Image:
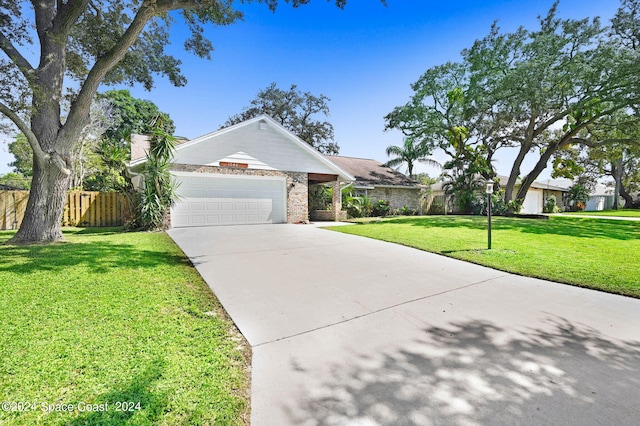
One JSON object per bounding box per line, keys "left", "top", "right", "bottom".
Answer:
{"left": 168, "top": 224, "right": 640, "bottom": 426}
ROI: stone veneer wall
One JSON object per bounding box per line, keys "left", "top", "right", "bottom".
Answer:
{"left": 367, "top": 187, "right": 423, "bottom": 211}
{"left": 310, "top": 210, "right": 348, "bottom": 221}
{"left": 170, "top": 164, "right": 309, "bottom": 223}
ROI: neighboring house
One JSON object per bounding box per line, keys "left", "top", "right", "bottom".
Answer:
{"left": 326, "top": 156, "right": 425, "bottom": 212}
{"left": 129, "top": 114, "right": 354, "bottom": 228}
{"left": 521, "top": 180, "right": 569, "bottom": 214}
{"left": 429, "top": 177, "right": 569, "bottom": 214}
{"left": 585, "top": 184, "right": 616, "bottom": 211}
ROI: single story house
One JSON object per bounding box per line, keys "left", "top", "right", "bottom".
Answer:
{"left": 129, "top": 114, "right": 354, "bottom": 228}
{"left": 326, "top": 156, "right": 425, "bottom": 213}
{"left": 585, "top": 184, "right": 616, "bottom": 211}
{"left": 520, "top": 180, "right": 569, "bottom": 214}
{"left": 429, "top": 176, "right": 569, "bottom": 214}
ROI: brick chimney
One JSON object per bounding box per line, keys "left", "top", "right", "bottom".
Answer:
{"left": 130, "top": 134, "right": 150, "bottom": 161}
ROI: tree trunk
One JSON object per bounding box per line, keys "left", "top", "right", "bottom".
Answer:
{"left": 619, "top": 182, "right": 634, "bottom": 208}
{"left": 8, "top": 159, "right": 70, "bottom": 244}
{"left": 514, "top": 142, "right": 561, "bottom": 206}
{"left": 612, "top": 159, "right": 623, "bottom": 210}
{"left": 504, "top": 143, "right": 530, "bottom": 205}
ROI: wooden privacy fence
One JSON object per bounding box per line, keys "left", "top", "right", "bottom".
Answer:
{"left": 0, "top": 190, "right": 129, "bottom": 230}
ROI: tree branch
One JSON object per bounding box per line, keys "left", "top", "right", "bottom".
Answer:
{"left": 571, "top": 137, "right": 640, "bottom": 148}
{"left": 0, "top": 31, "right": 34, "bottom": 81}
{"left": 53, "top": 0, "right": 91, "bottom": 36}
{"left": 61, "top": 1, "right": 158, "bottom": 145}
{"left": 62, "top": 0, "right": 211, "bottom": 145}
{"left": 0, "top": 101, "right": 46, "bottom": 165}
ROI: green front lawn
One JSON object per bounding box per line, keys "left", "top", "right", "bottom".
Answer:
{"left": 0, "top": 229, "right": 249, "bottom": 425}
{"left": 564, "top": 209, "right": 640, "bottom": 218}
{"left": 329, "top": 216, "right": 640, "bottom": 298}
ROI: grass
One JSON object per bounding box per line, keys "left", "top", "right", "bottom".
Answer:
{"left": 0, "top": 228, "right": 250, "bottom": 425}
{"left": 564, "top": 209, "right": 640, "bottom": 218}
{"left": 328, "top": 216, "right": 640, "bottom": 298}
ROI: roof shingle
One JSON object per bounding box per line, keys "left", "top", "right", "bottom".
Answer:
{"left": 326, "top": 156, "right": 420, "bottom": 188}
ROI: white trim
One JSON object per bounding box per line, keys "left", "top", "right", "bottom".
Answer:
{"left": 170, "top": 170, "right": 285, "bottom": 182}
{"left": 354, "top": 184, "right": 421, "bottom": 190}
{"left": 262, "top": 115, "right": 355, "bottom": 182}
{"left": 132, "top": 114, "right": 355, "bottom": 183}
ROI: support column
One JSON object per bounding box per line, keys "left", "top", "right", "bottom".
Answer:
{"left": 332, "top": 180, "right": 342, "bottom": 221}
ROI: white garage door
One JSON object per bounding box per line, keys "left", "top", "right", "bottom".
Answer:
{"left": 171, "top": 172, "right": 286, "bottom": 227}
{"left": 521, "top": 189, "right": 543, "bottom": 214}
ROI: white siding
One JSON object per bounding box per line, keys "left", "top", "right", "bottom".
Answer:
{"left": 173, "top": 120, "right": 338, "bottom": 175}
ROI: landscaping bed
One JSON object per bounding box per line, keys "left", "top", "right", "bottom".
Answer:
{"left": 0, "top": 228, "right": 250, "bottom": 425}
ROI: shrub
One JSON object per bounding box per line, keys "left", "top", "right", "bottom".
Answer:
{"left": 309, "top": 185, "right": 332, "bottom": 210}
{"left": 397, "top": 206, "right": 418, "bottom": 216}
{"left": 126, "top": 125, "right": 178, "bottom": 231}
{"left": 470, "top": 190, "right": 521, "bottom": 216}
{"left": 343, "top": 193, "right": 373, "bottom": 218}
{"left": 568, "top": 184, "right": 590, "bottom": 211}
{"left": 372, "top": 199, "right": 391, "bottom": 217}
{"left": 543, "top": 195, "right": 561, "bottom": 213}
{"left": 428, "top": 201, "right": 445, "bottom": 215}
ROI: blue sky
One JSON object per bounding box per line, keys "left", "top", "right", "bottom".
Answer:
{"left": 0, "top": 0, "right": 620, "bottom": 178}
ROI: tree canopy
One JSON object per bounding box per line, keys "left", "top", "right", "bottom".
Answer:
{"left": 385, "top": 1, "right": 640, "bottom": 210}
{"left": 384, "top": 136, "right": 440, "bottom": 178}
{"left": 224, "top": 83, "right": 339, "bottom": 154}
{"left": 99, "top": 90, "right": 175, "bottom": 144}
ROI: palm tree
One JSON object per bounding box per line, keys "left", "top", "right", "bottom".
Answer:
{"left": 385, "top": 137, "right": 441, "bottom": 178}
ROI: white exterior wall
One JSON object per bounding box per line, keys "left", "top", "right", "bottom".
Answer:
{"left": 172, "top": 120, "right": 338, "bottom": 175}
{"left": 521, "top": 188, "right": 544, "bottom": 214}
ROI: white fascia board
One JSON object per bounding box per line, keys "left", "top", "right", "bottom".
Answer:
{"left": 131, "top": 114, "right": 356, "bottom": 182}
{"left": 260, "top": 115, "right": 355, "bottom": 182}
{"left": 173, "top": 116, "right": 266, "bottom": 152}
{"left": 170, "top": 170, "right": 285, "bottom": 182}
{"left": 129, "top": 116, "right": 268, "bottom": 168}
{"left": 354, "top": 184, "right": 421, "bottom": 189}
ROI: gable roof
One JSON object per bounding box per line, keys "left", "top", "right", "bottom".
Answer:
{"left": 326, "top": 155, "right": 421, "bottom": 188}
{"left": 129, "top": 114, "right": 354, "bottom": 182}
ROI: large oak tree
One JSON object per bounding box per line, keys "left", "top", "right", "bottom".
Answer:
{"left": 224, "top": 82, "right": 340, "bottom": 154}
{"left": 0, "top": 0, "right": 353, "bottom": 244}
{"left": 386, "top": 2, "right": 640, "bottom": 210}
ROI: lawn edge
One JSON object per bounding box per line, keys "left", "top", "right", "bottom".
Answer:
{"left": 324, "top": 224, "right": 639, "bottom": 300}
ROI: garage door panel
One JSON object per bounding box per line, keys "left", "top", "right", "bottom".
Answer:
{"left": 171, "top": 174, "right": 286, "bottom": 227}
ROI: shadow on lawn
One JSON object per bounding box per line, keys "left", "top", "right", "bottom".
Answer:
{"left": 383, "top": 216, "right": 640, "bottom": 241}
{"left": 0, "top": 233, "right": 191, "bottom": 275}
{"left": 286, "top": 316, "right": 640, "bottom": 425}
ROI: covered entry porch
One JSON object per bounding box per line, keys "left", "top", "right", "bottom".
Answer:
{"left": 308, "top": 173, "right": 346, "bottom": 222}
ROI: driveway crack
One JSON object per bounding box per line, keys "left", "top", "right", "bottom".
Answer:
{"left": 252, "top": 274, "right": 508, "bottom": 348}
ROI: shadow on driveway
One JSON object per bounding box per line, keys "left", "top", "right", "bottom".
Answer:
{"left": 287, "top": 316, "right": 640, "bottom": 425}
